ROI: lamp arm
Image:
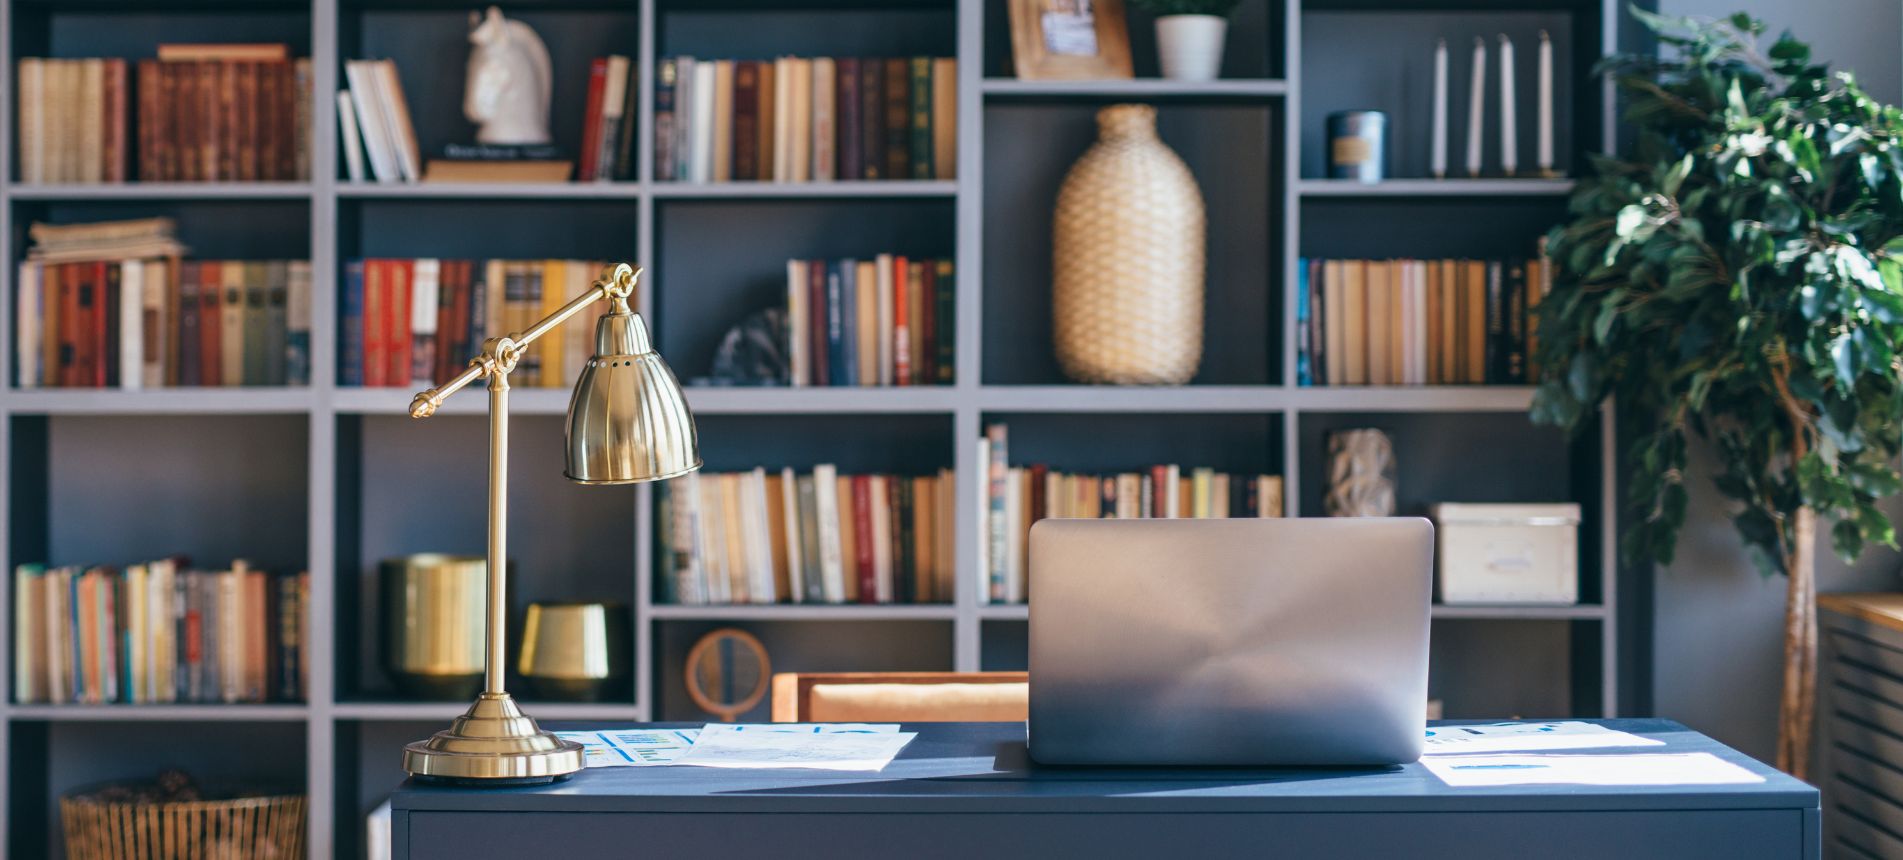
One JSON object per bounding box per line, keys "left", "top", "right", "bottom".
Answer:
{"left": 408, "top": 264, "right": 642, "bottom": 418}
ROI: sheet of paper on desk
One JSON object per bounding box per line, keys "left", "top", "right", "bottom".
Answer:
{"left": 699, "top": 723, "right": 900, "bottom": 736}
{"left": 554, "top": 729, "right": 700, "bottom": 767}
{"left": 1422, "top": 722, "right": 1665, "bottom": 755}
{"left": 1422, "top": 753, "right": 1766, "bottom": 787}
{"left": 671, "top": 726, "right": 918, "bottom": 771}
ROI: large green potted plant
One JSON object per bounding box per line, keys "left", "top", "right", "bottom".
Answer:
{"left": 1533, "top": 11, "right": 1903, "bottom": 779}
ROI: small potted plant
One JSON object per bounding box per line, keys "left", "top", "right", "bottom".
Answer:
{"left": 1131, "top": 0, "right": 1242, "bottom": 81}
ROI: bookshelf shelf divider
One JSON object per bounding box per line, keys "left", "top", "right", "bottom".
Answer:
{"left": 0, "top": 0, "right": 1624, "bottom": 856}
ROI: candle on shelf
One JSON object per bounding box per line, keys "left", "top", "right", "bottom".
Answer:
{"left": 1466, "top": 36, "right": 1486, "bottom": 178}
{"left": 1499, "top": 34, "right": 1516, "bottom": 177}
{"left": 1431, "top": 39, "right": 1448, "bottom": 180}
{"left": 1538, "top": 30, "right": 1554, "bottom": 176}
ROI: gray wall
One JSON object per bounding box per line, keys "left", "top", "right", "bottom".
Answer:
{"left": 1650, "top": 0, "right": 1903, "bottom": 760}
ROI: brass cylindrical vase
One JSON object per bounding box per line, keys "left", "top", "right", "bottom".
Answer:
{"left": 381, "top": 554, "right": 487, "bottom": 700}
{"left": 519, "top": 602, "right": 628, "bottom": 702}
{"left": 1052, "top": 104, "right": 1206, "bottom": 385}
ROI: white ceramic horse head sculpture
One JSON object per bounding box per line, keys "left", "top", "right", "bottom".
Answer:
{"left": 465, "top": 6, "right": 553, "bottom": 145}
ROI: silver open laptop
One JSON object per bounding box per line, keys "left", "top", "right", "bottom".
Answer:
{"left": 1028, "top": 517, "right": 1433, "bottom": 766}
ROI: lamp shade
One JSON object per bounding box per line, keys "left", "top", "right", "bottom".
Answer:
{"left": 565, "top": 309, "right": 701, "bottom": 484}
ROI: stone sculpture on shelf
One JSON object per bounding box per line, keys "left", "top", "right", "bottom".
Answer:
{"left": 464, "top": 6, "right": 554, "bottom": 145}
{"left": 1324, "top": 428, "right": 1396, "bottom": 517}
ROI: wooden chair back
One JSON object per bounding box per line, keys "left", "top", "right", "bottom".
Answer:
{"left": 770, "top": 671, "right": 1030, "bottom": 723}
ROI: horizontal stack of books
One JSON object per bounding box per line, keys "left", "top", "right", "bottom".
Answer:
{"left": 12, "top": 560, "right": 309, "bottom": 705}
{"left": 787, "top": 255, "right": 954, "bottom": 387}
{"left": 341, "top": 258, "right": 626, "bottom": 388}
{"left": 14, "top": 218, "right": 311, "bottom": 389}
{"left": 1295, "top": 254, "right": 1551, "bottom": 386}
{"left": 659, "top": 466, "right": 955, "bottom": 606}
{"left": 15, "top": 44, "right": 314, "bottom": 184}
{"left": 656, "top": 56, "right": 956, "bottom": 183}
{"left": 978, "top": 424, "right": 1286, "bottom": 605}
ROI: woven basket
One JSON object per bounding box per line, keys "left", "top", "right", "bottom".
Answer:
{"left": 60, "top": 792, "right": 306, "bottom": 860}
{"left": 1052, "top": 104, "right": 1206, "bottom": 385}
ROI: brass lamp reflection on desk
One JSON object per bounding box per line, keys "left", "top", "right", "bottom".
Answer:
{"left": 401, "top": 263, "right": 700, "bottom": 785}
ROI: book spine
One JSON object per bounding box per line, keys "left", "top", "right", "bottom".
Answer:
{"left": 102, "top": 262, "right": 121, "bottom": 388}
{"left": 410, "top": 259, "right": 440, "bottom": 386}
{"left": 579, "top": 57, "right": 607, "bottom": 181}
{"left": 892, "top": 256, "right": 911, "bottom": 386}
{"left": 362, "top": 259, "right": 386, "bottom": 387}
{"left": 265, "top": 261, "right": 288, "bottom": 385}
{"left": 286, "top": 261, "right": 310, "bottom": 385}
{"left": 1506, "top": 259, "right": 1528, "bottom": 384}
{"left": 340, "top": 260, "right": 365, "bottom": 386}
{"left": 917, "top": 261, "right": 935, "bottom": 384}
{"left": 935, "top": 260, "right": 954, "bottom": 384}
{"left": 808, "top": 260, "right": 829, "bottom": 387}
{"left": 984, "top": 423, "right": 1008, "bottom": 603}
{"left": 654, "top": 58, "right": 677, "bottom": 181}
{"left": 931, "top": 58, "right": 956, "bottom": 180}
{"left": 732, "top": 60, "right": 760, "bottom": 181}
{"left": 861, "top": 59, "right": 884, "bottom": 180}
{"left": 909, "top": 57, "right": 932, "bottom": 179}
{"left": 836, "top": 58, "right": 861, "bottom": 181}
{"left": 851, "top": 476, "right": 875, "bottom": 604}
{"left": 244, "top": 262, "right": 268, "bottom": 385}
{"left": 388, "top": 260, "right": 414, "bottom": 388}
{"left": 883, "top": 58, "right": 908, "bottom": 180}
{"left": 103, "top": 59, "right": 127, "bottom": 182}
{"left": 825, "top": 262, "right": 847, "bottom": 387}
{"left": 1485, "top": 260, "right": 1504, "bottom": 384}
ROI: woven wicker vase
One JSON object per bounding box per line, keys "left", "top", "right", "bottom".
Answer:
{"left": 1052, "top": 104, "right": 1206, "bottom": 385}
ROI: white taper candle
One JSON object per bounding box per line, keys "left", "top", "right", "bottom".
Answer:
{"left": 1466, "top": 36, "right": 1486, "bottom": 178}
{"left": 1432, "top": 39, "right": 1448, "bottom": 179}
{"left": 1538, "top": 30, "right": 1554, "bottom": 175}
{"left": 1499, "top": 34, "right": 1516, "bottom": 177}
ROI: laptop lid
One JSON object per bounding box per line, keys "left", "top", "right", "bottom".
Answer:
{"left": 1027, "top": 517, "right": 1433, "bottom": 766}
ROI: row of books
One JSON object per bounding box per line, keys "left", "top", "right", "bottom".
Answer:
{"left": 786, "top": 255, "right": 955, "bottom": 388}
{"left": 17, "top": 45, "right": 313, "bottom": 184}
{"left": 658, "top": 466, "right": 955, "bottom": 606}
{"left": 656, "top": 56, "right": 957, "bottom": 184}
{"left": 12, "top": 561, "right": 309, "bottom": 705}
{"left": 14, "top": 218, "right": 311, "bottom": 388}
{"left": 1295, "top": 254, "right": 1550, "bottom": 387}
{"left": 978, "top": 424, "right": 1286, "bottom": 604}
{"left": 341, "top": 258, "right": 627, "bottom": 388}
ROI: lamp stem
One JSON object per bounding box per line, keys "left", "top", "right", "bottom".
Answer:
{"left": 485, "top": 370, "right": 510, "bottom": 695}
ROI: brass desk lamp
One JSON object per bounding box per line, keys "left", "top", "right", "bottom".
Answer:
{"left": 401, "top": 263, "right": 700, "bottom": 785}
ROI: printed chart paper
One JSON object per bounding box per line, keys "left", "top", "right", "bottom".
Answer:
{"left": 672, "top": 727, "right": 918, "bottom": 771}
{"left": 554, "top": 729, "right": 700, "bottom": 768}
{"left": 1422, "top": 722, "right": 1665, "bottom": 756}
{"left": 1422, "top": 753, "right": 1766, "bottom": 787}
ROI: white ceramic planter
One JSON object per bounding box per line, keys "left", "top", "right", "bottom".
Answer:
{"left": 1155, "top": 15, "right": 1227, "bottom": 82}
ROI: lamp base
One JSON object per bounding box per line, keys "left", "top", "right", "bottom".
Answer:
{"left": 401, "top": 692, "right": 585, "bottom": 785}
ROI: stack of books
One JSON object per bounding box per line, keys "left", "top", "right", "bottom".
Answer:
{"left": 15, "top": 44, "right": 314, "bottom": 184}
{"left": 656, "top": 56, "right": 956, "bottom": 183}
{"left": 658, "top": 466, "right": 955, "bottom": 606}
{"left": 341, "top": 258, "right": 625, "bottom": 388}
{"left": 1295, "top": 254, "right": 1551, "bottom": 387}
{"left": 786, "top": 255, "right": 955, "bottom": 387}
{"left": 12, "top": 560, "right": 309, "bottom": 705}
{"left": 978, "top": 424, "right": 1286, "bottom": 605}
{"left": 14, "top": 218, "right": 311, "bottom": 389}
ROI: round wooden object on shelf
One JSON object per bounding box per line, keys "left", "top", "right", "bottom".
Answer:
{"left": 1052, "top": 103, "right": 1206, "bottom": 385}
{"left": 684, "top": 628, "right": 771, "bottom": 722}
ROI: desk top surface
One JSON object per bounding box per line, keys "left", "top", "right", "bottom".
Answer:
{"left": 390, "top": 719, "right": 1817, "bottom": 815}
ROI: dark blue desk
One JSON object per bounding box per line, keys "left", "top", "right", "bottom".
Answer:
{"left": 389, "top": 719, "right": 1818, "bottom": 859}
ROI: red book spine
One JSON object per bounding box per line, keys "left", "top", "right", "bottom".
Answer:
{"left": 892, "top": 255, "right": 910, "bottom": 386}
{"left": 100, "top": 261, "right": 118, "bottom": 388}
{"left": 579, "top": 59, "right": 608, "bottom": 181}
{"left": 1150, "top": 465, "right": 1170, "bottom": 517}
{"left": 387, "top": 260, "right": 413, "bottom": 388}
{"left": 59, "top": 264, "right": 80, "bottom": 387}
{"left": 852, "top": 476, "right": 875, "bottom": 604}
{"left": 807, "top": 260, "right": 829, "bottom": 387}
{"left": 443, "top": 261, "right": 469, "bottom": 383}
{"left": 87, "top": 263, "right": 108, "bottom": 387}
{"left": 362, "top": 260, "right": 386, "bottom": 388}
{"left": 103, "top": 60, "right": 127, "bottom": 183}
{"left": 918, "top": 262, "right": 936, "bottom": 384}
{"left": 136, "top": 60, "right": 157, "bottom": 180}
{"left": 199, "top": 261, "right": 222, "bottom": 386}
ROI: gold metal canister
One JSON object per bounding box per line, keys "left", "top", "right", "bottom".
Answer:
{"left": 519, "top": 602, "right": 628, "bottom": 702}
{"left": 381, "top": 555, "right": 487, "bottom": 700}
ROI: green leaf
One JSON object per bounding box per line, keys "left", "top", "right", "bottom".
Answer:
{"left": 1833, "top": 333, "right": 1860, "bottom": 387}
{"left": 1834, "top": 518, "right": 1865, "bottom": 559}
{"left": 1593, "top": 296, "right": 1621, "bottom": 343}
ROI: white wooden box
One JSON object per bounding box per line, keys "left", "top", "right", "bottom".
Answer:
{"left": 1430, "top": 503, "right": 1581, "bottom": 605}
